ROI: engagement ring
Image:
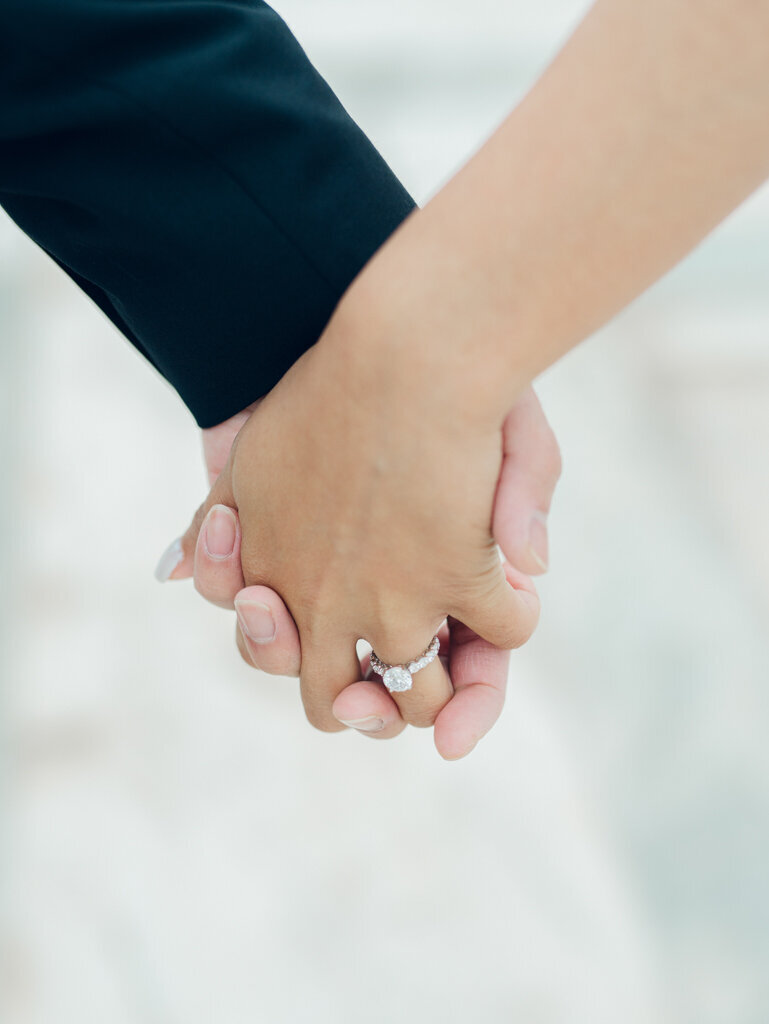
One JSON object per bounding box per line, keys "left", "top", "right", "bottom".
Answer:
{"left": 369, "top": 635, "right": 441, "bottom": 692}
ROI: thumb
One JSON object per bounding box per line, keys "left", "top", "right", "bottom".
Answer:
{"left": 452, "top": 558, "right": 540, "bottom": 651}
{"left": 492, "top": 386, "right": 561, "bottom": 576}
{"left": 154, "top": 462, "right": 236, "bottom": 582}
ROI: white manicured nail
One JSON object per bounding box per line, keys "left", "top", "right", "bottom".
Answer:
{"left": 154, "top": 537, "right": 184, "bottom": 582}
{"left": 338, "top": 716, "right": 385, "bottom": 733}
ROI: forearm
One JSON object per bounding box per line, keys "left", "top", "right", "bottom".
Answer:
{"left": 336, "top": 0, "right": 769, "bottom": 423}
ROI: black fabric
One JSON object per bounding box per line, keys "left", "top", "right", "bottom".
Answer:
{"left": 0, "top": 0, "right": 415, "bottom": 426}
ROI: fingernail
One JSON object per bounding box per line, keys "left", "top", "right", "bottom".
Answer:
{"left": 234, "top": 598, "right": 276, "bottom": 643}
{"left": 337, "top": 716, "right": 385, "bottom": 733}
{"left": 154, "top": 537, "right": 184, "bottom": 582}
{"left": 204, "top": 505, "right": 236, "bottom": 559}
{"left": 528, "top": 511, "right": 549, "bottom": 572}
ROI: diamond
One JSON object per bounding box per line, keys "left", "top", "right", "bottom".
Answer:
{"left": 383, "top": 666, "right": 413, "bottom": 692}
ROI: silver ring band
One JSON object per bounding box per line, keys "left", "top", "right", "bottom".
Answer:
{"left": 369, "top": 635, "right": 441, "bottom": 692}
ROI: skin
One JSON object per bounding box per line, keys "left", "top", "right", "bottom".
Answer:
{"left": 166, "top": 0, "right": 769, "bottom": 755}
{"left": 344, "top": 0, "right": 769, "bottom": 421}
{"left": 171, "top": 387, "right": 561, "bottom": 759}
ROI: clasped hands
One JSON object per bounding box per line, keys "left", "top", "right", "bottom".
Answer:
{"left": 157, "top": 285, "right": 561, "bottom": 761}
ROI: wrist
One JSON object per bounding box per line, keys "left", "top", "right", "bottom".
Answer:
{"left": 324, "top": 206, "right": 528, "bottom": 433}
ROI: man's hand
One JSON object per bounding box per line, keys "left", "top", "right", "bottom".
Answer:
{"left": 156, "top": 387, "right": 560, "bottom": 760}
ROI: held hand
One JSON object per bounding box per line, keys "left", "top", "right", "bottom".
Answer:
{"left": 161, "top": 368, "right": 559, "bottom": 756}
{"left": 171, "top": 325, "right": 542, "bottom": 736}
{"left": 245, "top": 387, "right": 558, "bottom": 758}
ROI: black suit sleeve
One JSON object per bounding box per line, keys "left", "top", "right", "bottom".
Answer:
{"left": 0, "top": 0, "right": 415, "bottom": 426}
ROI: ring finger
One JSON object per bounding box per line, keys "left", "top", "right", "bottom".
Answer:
{"left": 368, "top": 627, "right": 453, "bottom": 728}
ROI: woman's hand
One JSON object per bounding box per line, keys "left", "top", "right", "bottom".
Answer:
{"left": 164, "top": 386, "right": 559, "bottom": 758}
{"left": 164, "top": 288, "right": 553, "bottom": 739}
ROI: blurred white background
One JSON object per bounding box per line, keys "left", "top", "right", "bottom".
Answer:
{"left": 2, "top": 1, "right": 769, "bottom": 1021}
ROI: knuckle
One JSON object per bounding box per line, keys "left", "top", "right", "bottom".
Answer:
{"left": 494, "top": 619, "right": 526, "bottom": 650}
{"left": 505, "top": 629, "right": 527, "bottom": 651}
{"left": 467, "top": 559, "right": 507, "bottom": 605}
{"left": 507, "top": 616, "right": 537, "bottom": 649}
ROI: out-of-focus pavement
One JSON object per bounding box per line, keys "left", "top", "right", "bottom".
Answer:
{"left": 2, "top": 2, "right": 769, "bottom": 1022}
